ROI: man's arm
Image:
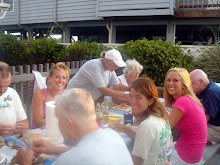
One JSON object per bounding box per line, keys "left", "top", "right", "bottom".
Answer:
{"left": 32, "top": 139, "right": 71, "bottom": 155}
{"left": 112, "top": 83, "right": 130, "bottom": 92}
{"left": 99, "top": 87, "right": 129, "bottom": 101}
{"left": 112, "top": 96, "right": 129, "bottom": 105}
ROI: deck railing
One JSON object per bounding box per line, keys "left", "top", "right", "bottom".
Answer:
{"left": 10, "top": 60, "right": 86, "bottom": 123}
{"left": 176, "top": 0, "right": 220, "bottom": 10}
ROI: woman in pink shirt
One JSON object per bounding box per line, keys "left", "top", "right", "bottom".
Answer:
{"left": 164, "top": 67, "right": 207, "bottom": 164}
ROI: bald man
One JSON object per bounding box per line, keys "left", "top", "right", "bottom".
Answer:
{"left": 190, "top": 69, "right": 220, "bottom": 144}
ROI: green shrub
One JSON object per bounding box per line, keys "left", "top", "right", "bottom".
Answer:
{"left": 117, "top": 39, "right": 194, "bottom": 86}
{"left": 0, "top": 34, "right": 27, "bottom": 66}
{"left": 66, "top": 41, "right": 109, "bottom": 61}
{"left": 25, "top": 38, "right": 69, "bottom": 65}
{"left": 194, "top": 44, "right": 220, "bottom": 82}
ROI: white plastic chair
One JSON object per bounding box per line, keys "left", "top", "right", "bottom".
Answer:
{"left": 32, "top": 70, "right": 47, "bottom": 93}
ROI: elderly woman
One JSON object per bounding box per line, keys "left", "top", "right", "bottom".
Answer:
{"left": 31, "top": 62, "right": 70, "bottom": 128}
{"left": 105, "top": 59, "right": 143, "bottom": 105}
{"left": 110, "top": 78, "right": 172, "bottom": 165}
{"left": 164, "top": 67, "right": 207, "bottom": 164}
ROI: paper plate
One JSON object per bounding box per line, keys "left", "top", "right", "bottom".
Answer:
{"left": 0, "top": 153, "right": 5, "bottom": 164}
{"left": 112, "top": 105, "right": 131, "bottom": 111}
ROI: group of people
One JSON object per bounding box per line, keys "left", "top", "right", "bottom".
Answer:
{"left": 0, "top": 47, "right": 219, "bottom": 165}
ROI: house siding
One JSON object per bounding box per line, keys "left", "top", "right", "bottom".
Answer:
{"left": 20, "top": 0, "right": 54, "bottom": 24}
{"left": 56, "top": 0, "right": 102, "bottom": 22}
{"left": 0, "top": 0, "right": 176, "bottom": 26}
{"left": 97, "top": 0, "right": 175, "bottom": 17}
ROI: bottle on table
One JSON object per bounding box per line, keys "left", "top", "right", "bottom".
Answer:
{"left": 124, "top": 109, "right": 133, "bottom": 125}
{"left": 101, "top": 99, "right": 109, "bottom": 124}
{"left": 96, "top": 103, "right": 102, "bottom": 127}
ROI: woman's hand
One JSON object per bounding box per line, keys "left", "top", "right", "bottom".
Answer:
{"left": 109, "top": 123, "right": 136, "bottom": 140}
{"left": 0, "top": 123, "right": 13, "bottom": 137}
{"left": 109, "top": 123, "right": 127, "bottom": 133}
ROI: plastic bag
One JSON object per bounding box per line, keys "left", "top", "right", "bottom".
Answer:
{"left": 32, "top": 70, "right": 47, "bottom": 93}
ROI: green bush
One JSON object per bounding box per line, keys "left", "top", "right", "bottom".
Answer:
{"left": 66, "top": 41, "right": 109, "bottom": 61}
{"left": 25, "top": 38, "right": 69, "bottom": 65}
{"left": 194, "top": 44, "right": 220, "bottom": 82}
{"left": 0, "top": 34, "right": 27, "bottom": 66}
{"left": 117, "top": 39, "right": 194, "bottom": 86}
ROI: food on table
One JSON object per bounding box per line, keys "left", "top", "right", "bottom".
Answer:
{"left": 0, "top": 139, "right": 22, "bottom": 150}
{"left": 0, "top": 139, "right": 5, "bottom": 147}
{"left": 32, "top": 153, "right": 48, "bottom": 164}
{"left": 23, "top": 132, "right": 43, "bottom": 148}
{"left": 112, "top": 105, "right": 131, "bottom": 111}
{"left": 0, "top": 139, "right": 22, "bottom": 164}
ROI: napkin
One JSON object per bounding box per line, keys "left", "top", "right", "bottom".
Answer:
{"left": 46, "top": 101, "right": 63, "bottom": 144}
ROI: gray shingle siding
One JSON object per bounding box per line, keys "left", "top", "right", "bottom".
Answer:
{"left": 97, "top": 0, "right": 175, "bottom": 17}
{"left": 0, "top": 0, "right": 175, "bottom": 25}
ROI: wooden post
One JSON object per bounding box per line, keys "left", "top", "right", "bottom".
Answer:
{"left": 25, "top": 65, "right": 31, "bottom": 126}
{"left": 166, "top": 20, "right": 176, "bottom": 43}
{"left": 18, "top": 66, "right": 24, "bottom": 102}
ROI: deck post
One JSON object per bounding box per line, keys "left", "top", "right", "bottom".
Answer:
{"left": 62, "top": 26, "right": 71, "bottom": 43}
{"left": 166, "top": 20, "right": 176, "bottom": 43}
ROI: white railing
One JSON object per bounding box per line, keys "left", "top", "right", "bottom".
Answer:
{"left": 180, "top": 45, "right": 215, "bottom": 58}
{"left": 176, "top": 0, "right": 220, "bottom": 10}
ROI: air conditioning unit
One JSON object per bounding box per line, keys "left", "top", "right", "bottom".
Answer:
{"left": 0, "top": 2, "right": 10, "bottom": 9}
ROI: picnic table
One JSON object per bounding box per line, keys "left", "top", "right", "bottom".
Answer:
{"left": 0, "top": 124, "right": 133, "bottom": 165}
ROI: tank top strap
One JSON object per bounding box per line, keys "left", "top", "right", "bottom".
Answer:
{"left": 44, "top": 88, "right": 50, "bottom": 102}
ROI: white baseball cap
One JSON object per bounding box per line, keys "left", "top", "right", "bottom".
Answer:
{"left": 105, "top": 49, "right": 126, "bottom": 67}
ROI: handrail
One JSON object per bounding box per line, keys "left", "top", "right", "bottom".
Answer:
{"left": 175, "top": 0, "right": 220, "bottom": 10}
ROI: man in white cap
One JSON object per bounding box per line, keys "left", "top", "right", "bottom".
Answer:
{"left": 67, "top": 49, "right": 130, "bottom": 103}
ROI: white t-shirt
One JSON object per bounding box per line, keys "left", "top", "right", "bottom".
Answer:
{"left": 0, "top": 87, "right": 27, "bottom": 125}
{"left": 67, "top": 59, "right": 119, "bottom": 100}
{"left": 132, "top": 115, "right": 172, "bottom": 165}
{"left": 53, "top": 128, "right": 133, "bottom": 165}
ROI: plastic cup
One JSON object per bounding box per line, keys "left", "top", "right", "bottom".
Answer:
{"left": 96, "top": 118, "right": 103, "bottom": 127}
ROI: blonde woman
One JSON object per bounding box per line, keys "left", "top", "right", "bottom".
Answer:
{"left": 31, "top": 62, "right": 70, "bottom": 128}
{"left": 164, "top": 67, "right": 207, "bottom": 164}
